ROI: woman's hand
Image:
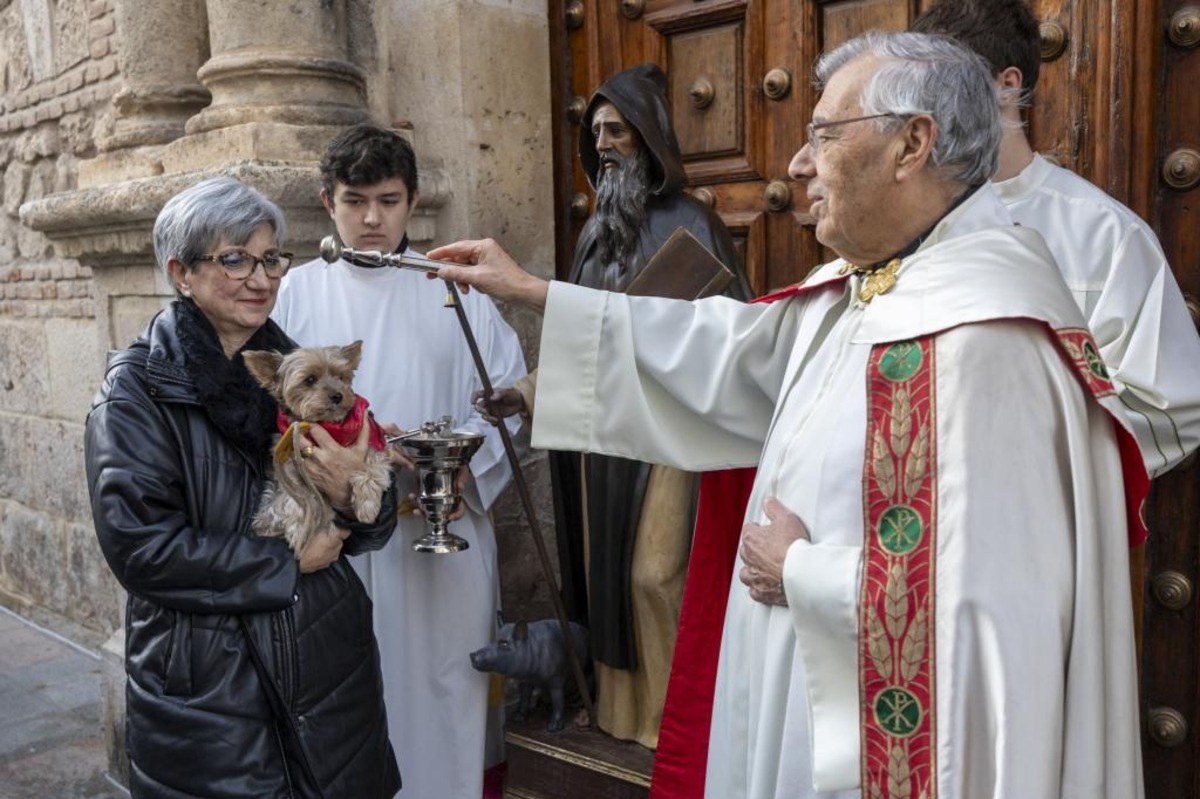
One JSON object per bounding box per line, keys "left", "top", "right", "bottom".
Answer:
{"left": 297, "top": 524, "right": 351, "bottom": 573}
{"left": 293, "top": 421, "right": 372, "bottom": 508}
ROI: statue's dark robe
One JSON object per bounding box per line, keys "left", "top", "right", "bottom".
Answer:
{"left": 553, "top": 63, "right": 751, "bottom": 671}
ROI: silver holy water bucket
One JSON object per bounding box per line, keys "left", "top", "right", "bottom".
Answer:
{"left": 390, "top": 417, "right": 484, "bottom": 554}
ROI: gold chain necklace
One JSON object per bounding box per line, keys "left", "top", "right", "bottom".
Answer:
{"left": 838, "top": 257, "right": 902, "bottom": 303}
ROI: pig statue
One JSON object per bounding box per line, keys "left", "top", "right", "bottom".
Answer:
{"left": 470, "top": 618, "right": 589, "bottom": 732}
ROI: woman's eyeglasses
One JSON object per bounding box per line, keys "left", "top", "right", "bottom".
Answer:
{"left": 194, "top": 251, "right": 294, "bottom": 280}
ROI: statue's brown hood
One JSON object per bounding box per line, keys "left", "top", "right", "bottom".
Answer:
{"left": 578, "top": 63, "right": 686, "bottom": 197}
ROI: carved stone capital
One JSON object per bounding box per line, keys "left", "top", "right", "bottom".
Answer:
{"left": 101, "top": 0, "right": 210, "bottom": 152}
{"left": 186, "top": 54, "right": 368, "bottom": 135}
{"left": 20, "top": 164, "right": 328, "bottom": 268}
{"left": 22, "top": 157, "right": 449, "bottom": 268}
{"left": 186, "top": 0, "right": 368, "bottom": 136}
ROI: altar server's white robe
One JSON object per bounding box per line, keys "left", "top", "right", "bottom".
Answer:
{"left": 996, "top": 153, "right": 1200, "bottom": 475}
{"left": 274, "top": 254, "right": 527, "bottom": 799}
{"left": 533, "top": 188, "right": 1142, "bottom": 799}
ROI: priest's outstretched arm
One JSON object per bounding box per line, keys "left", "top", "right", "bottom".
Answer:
{"left": 428, "top": 238, "right": 805, "bottom": 471}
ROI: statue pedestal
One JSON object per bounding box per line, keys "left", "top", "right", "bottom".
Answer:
{"left": 503, "top": 711, "right": 652, "bottom": 799}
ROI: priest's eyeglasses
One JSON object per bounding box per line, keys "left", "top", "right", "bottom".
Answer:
{"left": 195, "top": 251, "right": 294, "bottom": 280}
{"left": 806, "top": 113, "right": 904, "bottom": 157}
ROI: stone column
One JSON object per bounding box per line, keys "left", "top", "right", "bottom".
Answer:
{"left": 101, "top": 0, "right": 211, "bottom": 152}
{"left": 185, "top": 0, "right": 368, "bottom": 135}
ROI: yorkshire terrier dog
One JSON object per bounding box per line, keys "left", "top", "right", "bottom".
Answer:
{"left": 243, "top": 341, "right": 392, "bottom": 555}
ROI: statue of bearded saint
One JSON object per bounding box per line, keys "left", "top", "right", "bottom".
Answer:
{"left": 474, "top": 64, "right": 750, "bottom": 750}
{"left": 593, "top": 147, "right": 653, "bottom": 277}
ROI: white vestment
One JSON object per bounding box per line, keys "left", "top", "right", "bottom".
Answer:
{"left": 996, "top": 153, "right": 1200, "bottom": 475}
{"left": 532, "top": 187, "right": 1143, "bottom": 799}
{"left": 273, "top": 253, "right": 527, "bottom": 799}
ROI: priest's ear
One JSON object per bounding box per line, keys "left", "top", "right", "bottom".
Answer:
{"left": 893, "top": 114, "right": 937, "bottom": 183}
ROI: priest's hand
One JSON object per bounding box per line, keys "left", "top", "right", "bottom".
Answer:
{"left": 425, "top": 238, "right": 550, "bottom": 312}
{"left": 739, "top": 497, "right": 810, "bottom": 607}
{"left": 472, "top": 388, "right": 527, "bottom": 425}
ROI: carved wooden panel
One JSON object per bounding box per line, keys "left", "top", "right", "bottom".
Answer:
{"left": 667, "top": 23, "right": 743, "bottom": 159}
{"left": 721, "top": 209, "right": 767, "bottom": 294}
{"left": 821, "top": 0, "right": 911, "bottom": 51}
{"left": 646, "top": 2, "right": 759, "bottom": 184}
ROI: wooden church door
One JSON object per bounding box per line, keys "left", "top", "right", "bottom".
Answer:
{"left": 548, "top": 1, "right": 1200, "bottom": 794}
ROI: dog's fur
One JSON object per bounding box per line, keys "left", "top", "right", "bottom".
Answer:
{"left": 243, "top": 341, "right": 392, "bottom": 555}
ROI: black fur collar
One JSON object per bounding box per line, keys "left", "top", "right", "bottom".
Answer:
{"left": 172, "top": 298, "right": 291, "bottom": 456}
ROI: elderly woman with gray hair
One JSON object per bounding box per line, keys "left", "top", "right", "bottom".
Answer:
{"left": 84, "top": 177, "right": 401, "bottom": 798}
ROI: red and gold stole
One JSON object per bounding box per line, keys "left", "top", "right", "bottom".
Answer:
{"left": 860, "top": 338, "right": 938, "bottom": 799}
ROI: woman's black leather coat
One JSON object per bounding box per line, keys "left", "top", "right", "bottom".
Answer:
{"left": 84, "top": 303, "right": 401, "bottom": 798}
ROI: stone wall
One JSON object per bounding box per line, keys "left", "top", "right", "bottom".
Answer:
{"left": 1, "top": 0, "right": 123, "bottom": 649}
{"left": 379, "top": 0, "right": 560, "bottom": 620}
{"left": 2, "top": 0, "right": 560, "bottom": 662}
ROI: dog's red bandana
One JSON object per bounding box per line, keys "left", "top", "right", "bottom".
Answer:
{"left": 274, "top": 395, "right": 387, "bottom": 462}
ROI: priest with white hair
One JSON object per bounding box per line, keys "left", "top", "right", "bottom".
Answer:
{"left": 430, "top": 30, "right": 1146, "bottom": 799}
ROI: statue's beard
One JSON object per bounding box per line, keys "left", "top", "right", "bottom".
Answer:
{"left": 594, "top": 148, "right": 652, "bottom": 267}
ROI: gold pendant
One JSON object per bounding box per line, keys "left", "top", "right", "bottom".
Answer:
{"left": 859, "top": 258, "right": 901, "bottom": 303}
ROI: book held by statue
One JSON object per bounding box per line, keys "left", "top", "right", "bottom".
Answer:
{"left": 623, "top": 227, "right": 736, "bottom": 300}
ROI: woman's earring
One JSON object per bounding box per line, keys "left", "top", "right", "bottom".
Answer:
{"left": 180, "top": 286, "right": 192, "bottom": 297}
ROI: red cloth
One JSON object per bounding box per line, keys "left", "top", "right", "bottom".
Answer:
{"left": 276, "top": 394, "right": 387, "bottom": 451}
{"left": 482, "top": 763, "right": 506, "bottom": 799}
{"left": 1114, "top": 422, "right": 1150, "bottom": 547}
{"left": 650, "top": 467, "right": 756, "bottom": 799}
{"left": 1045, "top": 324, "right": 1150, "bottom": 547}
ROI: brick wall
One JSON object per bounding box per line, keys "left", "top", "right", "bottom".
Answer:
{"left": 0, "top": 0, "right": 123, "bottom": 647}
{"left": 0, "top": 261, "right": 94, "bottom": 318}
